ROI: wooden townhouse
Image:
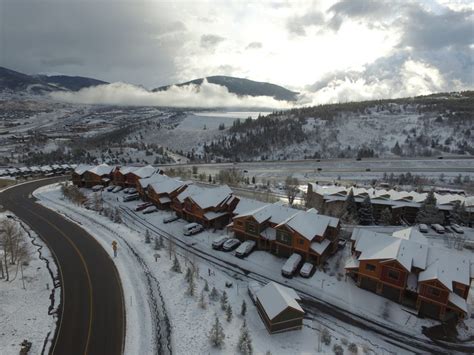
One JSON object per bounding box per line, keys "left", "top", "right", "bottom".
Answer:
{"left": 112, "top": 165, "right": 158, "bottom": 187}
{"left": 231, "top": 202, "right": 341, "bottom": 265}
{"left": 147, "top": 177, "right": 188, "bottom": 209}
{"left": 112, "top": 166, "right": 139, "bottom": 187}
{"left": 180, "top": 185, "right": 237, "bottom": 229}
{"left": 171, "top": 184, "right": 205, "bottom": 218}
{"left": 345, "top": 227, "right": 473, "bottom": 321}
{"left": 81, "top": 164, "right": 114, "bottom": 188}
{"left": 72, "top": 164, "right": 94, "bottom": 187}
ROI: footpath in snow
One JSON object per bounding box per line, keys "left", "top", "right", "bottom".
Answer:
{"left": 0, "top": 211, "right": 60, "bottom": 355}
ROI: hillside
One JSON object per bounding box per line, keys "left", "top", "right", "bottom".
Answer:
{"left": 154, "top": 75, "right": 299, "bottom": 101}
{"left": 37, "top": 74, "right": 108, "bottom": 91}
{"left": 199, "top": 92, "right": 474, "bottom": 161}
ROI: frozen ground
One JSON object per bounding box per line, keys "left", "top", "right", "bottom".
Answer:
{"left": 0, "top": 212, "right": 60, "bottom": 355}
{"left": 34, "top": 183, "right": 419, "bottom": 354}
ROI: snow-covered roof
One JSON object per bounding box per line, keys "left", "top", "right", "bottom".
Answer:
{"left": 345, "top": 257, "right": 360, "bottom": 269}
{"left": 130, "top": 165, "right": 156, "bottom": 179}
{"left": 232, "top": 197, "right": 268, "bottom": 216}
{"left": 117, "top": 166, "right": 139, "bottom": 175}
{"left": 187, "top": 185, "right": 233, "bottom": 209}
{"left": 407, "top": 273, "right": 418, "bottom": 292}
{"left": 448, "top": 292, "right": 468, "bottom": 313}
{"left": 310, "top": 239, "right": 331, "bottom": 255}
{"left": 158, "top": 196, "right": 171, "bottom": 204}
{"left": 260, "top": 227, "right": 276, "bottom": 241}
{"left": 256, "top": 282, "right": 304, "bottom": 321}
{"left": 204, "top": 211, "right": 228, "bottom": 220}
{"left": 74, "top": 164, "right": 93, "bottom": 175}
{"left": 277, "top": 211, "right": 339, "bottom": 241}
{"left": 88, "top": 164, "right": 113, "bottom": 176}
{"left": 149, "top": 177, "right": 186, "bottom": 195}
{"left": 176, "top": 184, "right": 205, "bottom": 203}
{"left": 139, "top": 173, "right": 167, "bottom": 189}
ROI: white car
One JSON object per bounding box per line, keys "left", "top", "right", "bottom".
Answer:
{"left": 112, "top": 186, "right": 123, "bottom": 193}
{"left": 126, "top": 187, "right": 137, "bottom": 194}
{"left": 418, "top": 224, "right": 428, "bottom": 233}
{"left": 451, "top": 224, "right": 464, "bottom": 234}
{"left": 235, "top": 240, "right": 256, "bottom": 258}
{"left": 183, "top": 222, "right": 203, "bottom": 236}
{"left": 300, "top": 262, "right": 315, "bottom": 278}
{"left": 163, "top": 215, "right": 179, "bottom": 224}
{"left": 222, "top": 238, "right": 241, "bottom": 251}
{"left": 106, "top": 185, "right": 116, "bottom": 192}
{"left": 432, "top": 224, "right": 445, "bottom": 234}
{"left": 91, "top": 185, "right": 104, "bottom": 192}
{"left": 142, "top": 206, "right": 158, "bottom": 214}
{"left": 212, "top": 235, "right": 229, "bottom": 250}
{"left": 282, "top": 253, "right": 303, "bottom": 278}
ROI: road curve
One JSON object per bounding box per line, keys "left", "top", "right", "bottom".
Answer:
{"left": 0, "top": 178, "right": 125, "bottom": 355}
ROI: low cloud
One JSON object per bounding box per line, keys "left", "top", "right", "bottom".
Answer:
{"left": 286, "top": 11, "right": 325, "bottom": 36}
{"left": 246, "top": 41, "right": 262, "bottom": 50}
{"left": 50, "top": 79, "right": 293, "bottom": 109}
{"left": 200, "top": 34, "right": 226, "bottom": 49}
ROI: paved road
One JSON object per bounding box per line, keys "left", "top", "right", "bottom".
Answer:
{"left": 0, "top": 178, "right": 125, "bottom": 355}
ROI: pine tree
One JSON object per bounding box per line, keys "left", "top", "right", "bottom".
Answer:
{"left": 208, "top": 316, "right": 225, "bottom": 348}
{"left": 391, "top": 141, "right": 402, "bottom": 156}
{"left": 199, "top": 290, "right": 207, "bottom": 309}
{"left": 204, "top": 280, "right": 209, "bottom": 292}
{"left": 240, "top": 300, "right": 247, "bottom": 317}
{"left": 185, "top": 267, "right": 193, "bottom": 282}
{"left": 416, "top": 190, "right": 444, "bottom": 225}
{"left": 451, "top": 201, "right": 467, "bottom": 225}
{"left": 113, "top": 207, "right": 122, "bottom": 223}
{"left": 159, "top": 235, "right": 165, "bottom": 248}
{"left": 237, "top": 319, "right": 253, "bottom": 354}
{"left": 226, "top": 304, "right": 233, "bottom": 322}
{"left": 342, "top": 189, "right": 358, "bottom": 223}
{"left": 171, "top": 255, "right": 182, "bottom": 273}
{"left": 210, "top": 287, "right": 219, "bottom": 301}
{"left": 220, "top": 290, "right": 228, "bottom": 310}
{"left": 379, "top": 208, "right": 392, "bottom": 225}
{"left": 187, "top": 273, "right": 196, "bottom": 296}
{"left": 358, "top": 196, "right": 374, "bottom": 225}
{"left": 145, "top": 229, "right": 151, "bottom": 244}
{"left": 154, "top": 237, "right": 161, "bottom": 250}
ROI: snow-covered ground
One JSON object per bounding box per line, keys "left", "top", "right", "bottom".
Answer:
{"left": 32, "top": 183, "right": 427, "bottom": 354}
{"left": 0, "top": 212, "right": 60, "bottom": 355}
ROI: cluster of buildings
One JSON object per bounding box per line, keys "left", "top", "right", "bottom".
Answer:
{"left": 72, "top": 164, "right": 473, "bottom": 322}
{"left": 307, "top": 183, "right": 474, "bottom": 224}
{"left": 0, "top": 164, "right": 76, "bottom": 178}
{"left": 346, "top": 227, "right": 474, "bottom": 320}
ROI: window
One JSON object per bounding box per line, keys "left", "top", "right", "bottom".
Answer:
{"left": 245, "top": 222, "right": 258, "bottom": 235}
{"left": 454, "top": 286, "right": 464, "bottom": 297}
{"left": 277, "top": 230, "right": 292, "bottom": 245}
{"left": 235, "top": 220, "right": 243, "bottom": 226}
{"left": 298, "top": 238, "right": 305, "bottom": 245}
{"left": 365, "top": 263, "right": 376, "bottom": 271}
{"left": 387, "top": 269, "right": 399, "bottom": 281}
{"left": 428, "top": 287, "right": 440, "bottom": 297}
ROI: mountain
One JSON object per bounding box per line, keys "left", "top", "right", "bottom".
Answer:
{"left": 0, "top": 66, "right": 61, "bottom": 94}
{"left": 37, "top": 74, "right": 108, "bottom": 91}
{"left": 0, "top": 66, "right": 108, "bottom": 94}
{"left": 153, "top": 75, "right": 299, "bottom": 101}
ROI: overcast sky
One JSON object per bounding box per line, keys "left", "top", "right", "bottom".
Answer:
{"left": 1, "top": 0, "right": 473, "bottom": 104}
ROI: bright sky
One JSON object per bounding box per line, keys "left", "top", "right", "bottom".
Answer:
{"left": 1, "top": 0, "right": 473, "bottom": 105}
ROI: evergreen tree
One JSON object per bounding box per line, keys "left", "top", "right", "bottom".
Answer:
{"left": 451, "top": 201, "right": 468, "bottom": 225}
{"left": 171, "top": 255, "right": 182, "bottom": 273}
{"left": 220, "top": 290, "right": 228, "bottom": 310}
{"left": 185, "top": 266, "right": 193, "bottom": 282}
{"left": 225, "top": 304, "right": 233, "bottom": 322}
{"left": 240, "top": 300, "right": 247, "bottom": 317}
{"left": 379, "top": 208, "right": 392, "bottom": 225}
{"left": 416, "top": 190, "right": 444, "bottom": 225}
{"left": 391, "top": 141, "right": 402, "bottom": 156}
{"left": 145, "top": 229, "right": 151, "bottom": 244}
{"left": 237, "top": 319, "right": 253, "bottom": 354}
{"left": 204, "top": 280, "right": 209, "bottom": 292}
{"left": 154, "top": 237, "right": 161, "bottom": 250}
{"left": 113, "top": 207, "right": 122, "bottom": 223}
{"left": 187, "top": 272, "right": 196, "bottom": 296}
{"left": 208, "top": 174, "right": 212, "bottom": 183}
{"left": 358, "top": 196, "right": 374, "bottom": 225}
{"left": 208, "top": 316, "right": 225, "bottom": 348}
{"left": 159, "top": 235, "right": 165, "bottom": 248}
{"left": 199, "top": 290, "right": 207, "bottom": 309}
{"left": 210, "top": 287, "right": 219, "bottom": 301}
{"left": 342, "top": 189, "right": 358, "bottom": 223}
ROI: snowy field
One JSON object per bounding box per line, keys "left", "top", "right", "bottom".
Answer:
{"left": 33, "top": 183, "right": 474, "bottom": 354}
{"left": 0, "top": 212, "right": 60, "bottom": 355}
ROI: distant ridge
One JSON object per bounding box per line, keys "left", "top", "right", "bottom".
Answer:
{"left": 37, "top": 74, "right": 108, "bottom": 91}
{"left": 153, "top": 75, "right": 299, "bottom": 101}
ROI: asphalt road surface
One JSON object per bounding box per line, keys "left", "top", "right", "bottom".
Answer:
{"left": 0, "top": 178, "right": 125, "bottom": 355}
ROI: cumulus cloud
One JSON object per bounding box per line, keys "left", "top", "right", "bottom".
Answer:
{"left": 286, "top": 11, "right": 325, "bottom": 36}
{"left": 246, "top": 41, "right": 262, "bottom": 50}
{"left": 49, "top": 80, "right": 293, "bottom": 109}
{"left": 200, "top": 34, "right": 226, "bottom": 49}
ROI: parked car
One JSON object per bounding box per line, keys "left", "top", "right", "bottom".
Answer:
{"left": 451, "top": 223, "right": 464, "bottom": 234}
{"left": 212, "top": 235, "right": 229, "bottom": 250}
{"left": 183, "top": 222, "right": 203, "bottom": 236}
{"left": 163, "top": 215, "right": 179, "bottom": 224}
{"left": 432, "top": 224, "right": 445, "bottom": 234}
{"left": 418, "top": 224, "right": 429, "bottom": 233}
{"left": 281, "top": 253, "right": 303, "bottom": 278}
{"left": 112, "top": 186, "right": 123, "bottom": 193}
{"left": 222, "top": 238, "right": 241, "bottom": 251}
{"left": 123, "top": 187, "right": 131, "bottom": 193}
{"left": 337, "top": 239, "right": 347, "bottom": 249}
{"left": 126, "top": 187, "right": 137, "bottom": 194}
{"left": 92, "top": 185, "right": 103, "bottom": 192}
{"left": 106, "top": 185, "right": 116, "bottom": 192}
{"left": 235, "top": 240, "right": 256, "bottom": 258}
{"left": 142, "top": 206, "right": 158, "bottom": 214}
{"left": 123, "top": 193, "right": 139, "bottom": 202}
{"left": 135, "top": 202, "right": 153, "bottom": 211}
{"left": 300, "top": 262, "right": 315, "bottom": 278}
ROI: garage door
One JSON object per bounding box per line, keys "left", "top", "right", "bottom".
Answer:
{"left": 360, "top": 276, "right": 378, "bottom": 293}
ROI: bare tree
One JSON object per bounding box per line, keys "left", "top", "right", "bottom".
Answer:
{"left": 284, "top": 176, "right": 300, "bottom": 205}
{"left": 0, "top": 218, "right": 30, "bottom": 282}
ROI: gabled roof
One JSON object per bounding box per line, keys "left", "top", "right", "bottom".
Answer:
{"left": 187, "top": 185, "right": 233, "bottom": 209}
{"left": 277, "top": 211, "right": 339, "bottom": 241}
{"left": 175, "top": 184, "right": 205, "bottom": 203}
{"left": 117, "top": 166, "right": 139, "bottom": 175}
{"left": 74, "top": 164, "right": 93, "bottom": 175}
{"left": 256, "top": 282, "right": 304, "bottom": 321}
{"left": 88, "top": 164, "right": 113, "bottom": 176}
{"left": 232, "top": 197, "right": 268, "bottom": 216}
{"left": 139, "top": 173, "right": 168, "bottom": 189}
{"left": 130, "top": 165, "right": 156, "bottom": 179}
{"left": 150, "top": 178, "right": 186, "bottom": 195}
